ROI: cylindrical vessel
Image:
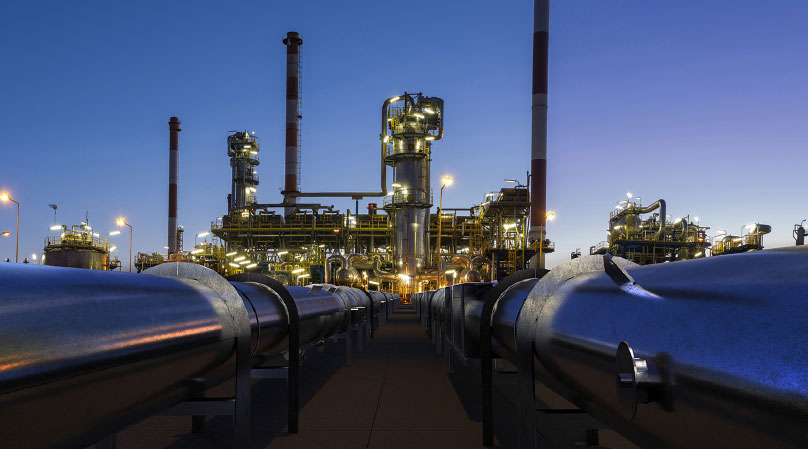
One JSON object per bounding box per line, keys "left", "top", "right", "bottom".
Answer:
{"left": 282, "top": 31, "right": 303, "bottom": 215}
{"left": 168, "top": 116, "right": 181, "bottom": 256}
{"left": 516, "top": 249, "right": 808, "bottom": 449}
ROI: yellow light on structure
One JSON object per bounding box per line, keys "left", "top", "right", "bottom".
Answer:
{"left": 116, "top": 218, "right": 126, "bottom": 226}
{"left": 238, "top": 260, "right": 250, "bottom": 265}
{"left": 423, "top": 107, "right": 435, "bottom": 114}
{"left": 442, "top": 176, "right": 453, "bottom": 186}
{"left": 226, "top": 251, "right": 238, "bottom": 256}
{"left": 277, "top": 251, "right": 289, "bottom": 256}
{"left": 298, "top": 274, "right": 310, "bottom": 279}
{"left": 292, "top": 268, "right": 305, "bottom": 274}
{"left": 318, "top": 244, "right": 325, "bottom": 248}
{"left": 626, "top": 192, "right": 633, "bottom": 199}
{"left": 546, "top": 211, "right": 556, "bottom": 221}
{"left": 445, "top": 269, "right": 456, "bottom": 275}
{"left": 389, "top": 96, "right": 400, "bottom": 102}
{"left": 397, "top": 273, "right": 410, "bottom": 283}
{"left": 383, "top": 135, "right": 391, "bottom": 143}
{"left": 369, "top": 280, "right": 380, "bottom": 286}
{"left": 197, "top": 232, "right": 210, "bottom": 238}
{"left": 246, "top": 263, "right": 257, "bottom": 269}
{"left": 0, "top": 193, "right": 9, "bottom": 201}
{"left": 109, "top": 246, "right": 117, "bottom": 252}
{"left": 190, "top": 249, "right": 203, "bottom": 254}
{"left": 109, "top": 230, "right": 121, "bottom": 236}
{"left": 234, "top": 256, "right": 246, "bottom": 262}
{"left": 425, "top": 136, "right": 435, "bottom": 140}
{"left": 391, "top": 182, "right": 401, "bottom": 188}
{"left": 49, "top": 225, "right": 62, "bottom": 231}
{"left": 229, "top": 262, "right": 240, "bottom": 268}
{"left": 413, "top": 113, "right": 424, "bottom": 119}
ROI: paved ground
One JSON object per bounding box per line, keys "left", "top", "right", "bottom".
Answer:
{"left": 110, "top": 309, "right": 492, "bottom": 449}
{"left": 109, "top": 308, "right": 636, "bottom": 449}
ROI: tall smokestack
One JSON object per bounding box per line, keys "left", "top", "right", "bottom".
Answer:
{"left": 282, "top": 31, "right": 303, "bottom": 215}
{"left": 168, "top": 116, "right": 181, "bottom": 256}
{"left": 529, "top": 0, "right": 549, "bottom": 267}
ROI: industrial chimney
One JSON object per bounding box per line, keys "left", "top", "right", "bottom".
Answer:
{"left": 168, "top": 116, "right": 181, "bottom": 257}
{"left": 529, "top": 0, "right": 549, "bottom": 267}
{"left": 282, "top": 31, "right": 303, "bottom": 216}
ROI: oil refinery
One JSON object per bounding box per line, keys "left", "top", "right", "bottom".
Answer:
{"left": 1, "top": 1, "right": 807, "bottom": 449}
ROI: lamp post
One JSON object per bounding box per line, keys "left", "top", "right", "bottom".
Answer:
{"left": 435, "top": 176, "right": 453, "bottom": 286}
{"left": 539, "top": 210, "right": 555, "bottom": 269}
{"left": 0, "top": 193, "right": 20, "bottom": 262}
{"left": 117, "top": 218, "right": 133, "bottom": 272}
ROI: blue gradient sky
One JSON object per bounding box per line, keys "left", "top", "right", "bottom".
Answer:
{"left": 1, "top": 1, "right": 806, "bottom": 268}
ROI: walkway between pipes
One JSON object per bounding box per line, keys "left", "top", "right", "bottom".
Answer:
{"left": 112, "top": 308, "right": 490, "bottom": 449}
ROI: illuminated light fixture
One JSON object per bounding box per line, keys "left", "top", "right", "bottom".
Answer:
{"left": 383, "top": 135, "right": 391, "bottom": 143}
{"left": 413, "top": 113, "right": 424, "bottom": 119}
{"left": 0, "top": 193, "right": 9, "bottom": 201}
{"left": 197, "top": 232, "right": 210, "bottom": 238}
{"left": 234, "top": 256, "right": 246, "bottom": 262}
{"left": 626, "top": 192, "right": 633, "bottom": 199}
{"left": 49, "top": 225, "right": 62, "bottom": 231}
{"left": 238, "top": 260, "right": 250, "bottom": 265}
{"left": 277, "top": 251, "right": 288, "bottom": 256}
{"left": 546, "top": 210, "right": 556, "bottom": 221}
{"left": 674, "top": 217, "right": 683, "bottom": 224}
{"left": 116, "top": 218, "right": 126, "bottom": 226}
{"left": 694, "top": 216, "right": 700, "bottom": 222}
{"left": 109, "top": 230, "right": 121, "bottom": 236}
{"left": 504, "top": 179, "right": 518, "bottom": 183}
{"left": 83, "top": 225, "right": 92, "bottom": 230}
{"left": 190, "top": 249, "right": 203, "bottom": 254}
{"left": 369, "top": 280, "right": 380, "bottom": 286}
{"left": 333, "top": 228, "right": 340, "bottom": 233}
{"left": 250, "top": 151, "right": 257, "bottom": 155}
{"left": 226, "top": 251, "right": 238, "bottom": 256}
{"left": 246, "top": 263, "right": 257, "bottom": 268}
{"left": 695, "top": 252, "right": 704, "bottom": 257}
{"left": 441, "top": 176, "right": 453, "bottom": 186}
{"left": 389, "top": 96, "right": 400, "bottom": 102}
{"left": 2, "top": 231, "right": 11, "bottom": 237}
{"left": 243, "top": 145, "right": 251, "bottom": 149}
{"left": 425, "top": 136, "right": 435, "bottom": 140}
{"left": 397, "top": 273, "right": 410, "bottom": 283}
{"left": 423, "top": 107, "right": 435, "bottom": 114}
{"left": 318, "top": 244, "right": 325, "bottom": 248}
{"left": 445, "top": 269, "right": 456, "bottom": 275}
{"left": 110, "top": 246, "right": 117, "bottom": 252}
{"left": 391, "top": 182, "right": 401, "bottom": 188}
{"left": 229, "top": 262, "right": 240, "bottom": 268}
{"left": 292, "top": 268, "right": 305, "bottom": 274}
{"left": 386, "top": 192, "right": 394, "bottom": 196}
{"left": 93, "top": 233, "right": 100, "bottom": 238}
{"left": 298, "top": 274, "right": 310, "bottom": 279}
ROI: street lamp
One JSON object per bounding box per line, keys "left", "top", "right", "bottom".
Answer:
{"left": 0, "top": 193, "right": 20, "bottom": 262}
{"left": 539, "top": 210, "right": 556, "bottom": 269}
{"left": 436, "top": 176, "right": 453, "bottom": 285}
{"left": 116, "top": 218, "right": 133, "bottom": 272}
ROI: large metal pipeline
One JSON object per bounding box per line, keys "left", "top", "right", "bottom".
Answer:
{"left": 418, "top": 247, "right": 808, "bottom": 449}
{"left": 0, "top": 262, "right": 388, "bottom": 449}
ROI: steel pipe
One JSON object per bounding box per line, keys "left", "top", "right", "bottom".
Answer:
{"left": 0, "top": 262, "right": 390, "bottom": 449}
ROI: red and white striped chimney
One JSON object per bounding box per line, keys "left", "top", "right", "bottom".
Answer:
{"left": 529, "top": 0, "right": 549, "bottom": 267}
{"left": 282, "top": 31, "right": 302, "bottom": 214}
{"left": 168, "top": 116, "right": 181, "bottom": 257}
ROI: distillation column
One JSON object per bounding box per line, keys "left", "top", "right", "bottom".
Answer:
{"left": 228, "top": 131, "right": 260, "bottom": 212}
{"left": 282, "top": 31, "right": 303, "bottom": 216}
{"left": 382, "top": 93, "right": 444, "bottom": 279}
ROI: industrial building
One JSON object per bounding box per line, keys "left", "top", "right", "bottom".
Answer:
{"left": 2, "top": 1, "right": 808, "bottom": 449}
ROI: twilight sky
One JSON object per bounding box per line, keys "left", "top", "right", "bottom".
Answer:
{"left": 1, "top": 0, "right": 806, "bottom": 268}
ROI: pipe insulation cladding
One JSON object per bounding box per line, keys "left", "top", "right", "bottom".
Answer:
{"left": 0, "top": 262, "right": 396, "bottom": 449}
{"left": 417, "top": 246, "right": 808, "bottom": 449}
